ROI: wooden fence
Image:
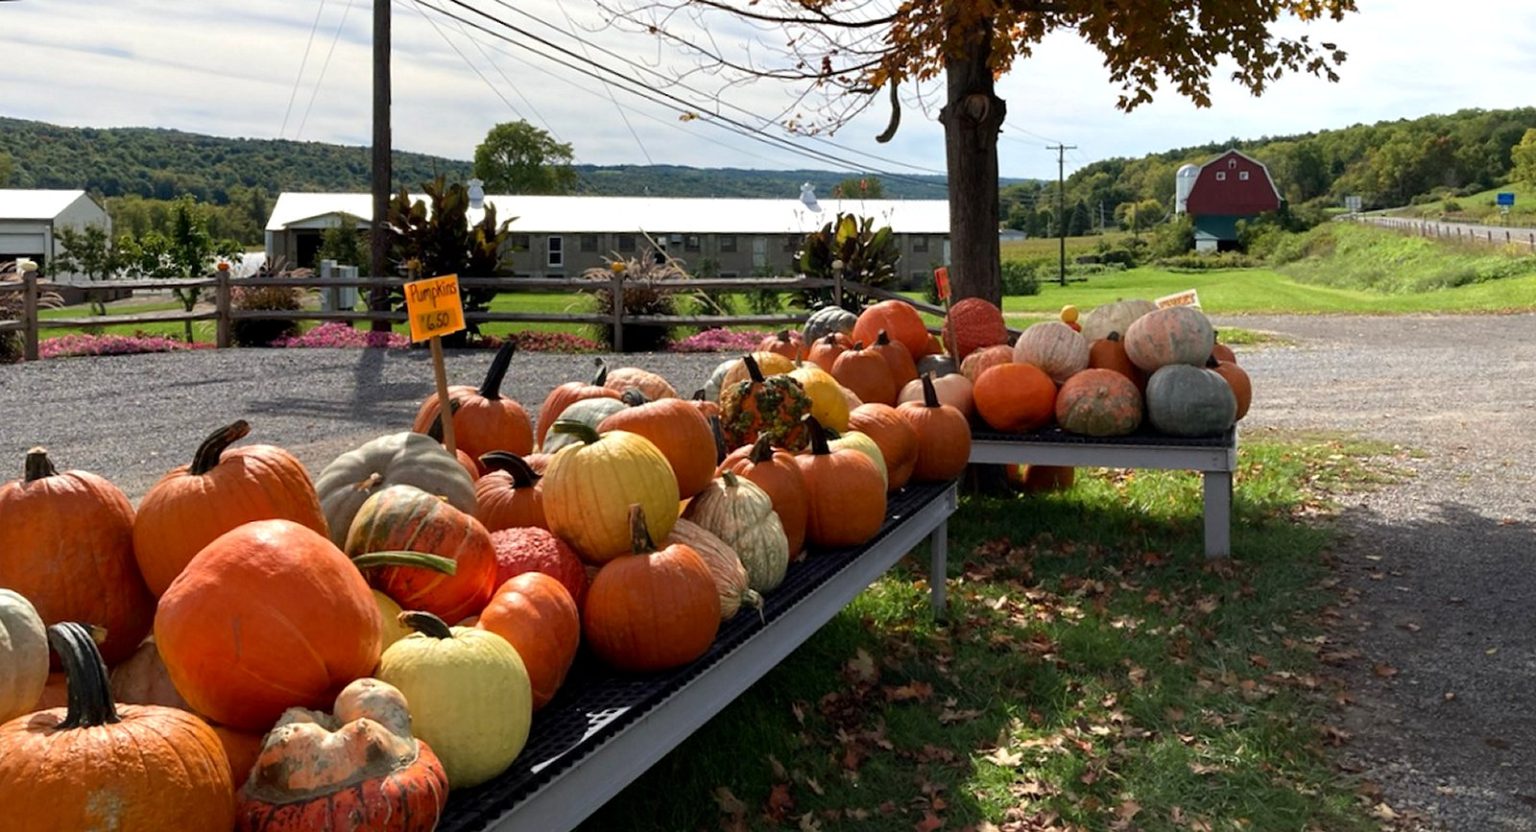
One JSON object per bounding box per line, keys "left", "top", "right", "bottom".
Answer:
{"left": 0, "top": 271, "right": 951, "bottom": 361}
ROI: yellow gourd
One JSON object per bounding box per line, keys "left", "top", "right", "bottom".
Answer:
{"left": 827, "top": 429, "right": 888, "bottom": 489}
{"left": 372, "top": 590, "right": 412, "bottom": 648}
{"left": 788, "top": 365, "right": 851, "bottom": 433}
{"left": 541, "top": 422, "right": 680, "bottom": 564}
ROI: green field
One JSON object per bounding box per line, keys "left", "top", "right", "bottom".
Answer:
{"left": 1390, "top": 181, "right": 1536, "bottom": 226}
{"left": 1000, "top": 231, "right": 1132, "bottom": 260}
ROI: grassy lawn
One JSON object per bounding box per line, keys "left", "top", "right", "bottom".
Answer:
{"left": 1389, "top": 181, "right": 1536, "bottom": 226}
{"left": 581, "top": 431, "right": 1402, "bottom": 831}
{"left": 1001, "top": 233, "right": 1132, "bottom": 261}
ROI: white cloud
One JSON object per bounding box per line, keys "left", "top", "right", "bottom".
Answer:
{"left": 3, "top": 0, "right": 1534, "bottom": 184}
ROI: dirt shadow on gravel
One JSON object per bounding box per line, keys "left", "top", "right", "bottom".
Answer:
{"left": 242, "top": 348, "right": 433, "bottom": 428}
{"left": 1326, "top": 500, "right": 1536, "bottom": 830}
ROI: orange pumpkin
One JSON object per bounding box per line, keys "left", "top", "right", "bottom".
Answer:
{"left": 478, "top": 573, "right": 581, "bottom": 710}
{"left": 1055, "top": 369, "right": 1143, "bottom": 437}
{"left": 846, "top": 403, "right": 919, "bottom": 491}
{"left": 535, "top": 359, "right": 620, "bottom": 449}
{"left": 1209, "top": 357, "right": 1252, "bottom": 421}
{"left": 156, "top": 520, "right": 385, "bottom": 731}
{"left": 474, "top": 452, "right": 546, "bottom": 532}
{"left": 1006, "top": 465, "right": 1076, "bottom": 493}
{"left": 896, "top": 374, "right": 973, "bottom": 482}
{"left": 411, "top": 341, "right": 534, "bottom": 461}
{"left": 489, "top": 527, "right": 588, "bottom": 609}
{"left": 871, "top": 329, "right": 920, "bottom": 390}
{"left": 795, "top": 418, "right": 887, "bottom": 549}
{"left": 805, "top": 332, "right": 852, "bottom": 373}
{"left": 898, "top": 372, "right": 974, "bottom": 418}
{"left": 134, "top": 421, "right": 328, "bottom": 597}
{"left": 213, "top": 724, "right": 264, "bottom": 788}
{"left": 421, "top": 401, "right": 484, "bottom": 480}
{"left": 345, "top": 485, "right": 498, "bottom": 625}
{"left": 718, "top": 436, "right": 810, "bottom": 560}
{"left": 598, "top": 394, "right": 717, "bottom": 499}
{"left": 1212, "top": 340, "right": 1237, "bottom": 364}
{"left": 0, "top": 623, "right": 235, "bottom": 832}
{"left": 831, "top": 342, "right": 897, "bottom": 407}
{"left": 852, "top": 300, "right": 930, "bottom": 359}
{"left": 1088, "top": 331, "right": 1147, "bottom": 392}
{"left": 942, "top": 297, "right": 1009, "bottom": 361}
{"left": 689, "top": 389, "right": 722, "bottom": 421}
{"left": 960, "top": 344, "right": 1014, "bottom": 384}
{"left": 758, "top": 329, "right": 806, "bottom": 362}
{"left": 0, "top": 449, "right": 153, "bottom": 665}
{"left": 973, "top": 363, "right": 1057, "bottom": 434}
{"left": 583, "top": 506, "right": 721, "bottom": 672}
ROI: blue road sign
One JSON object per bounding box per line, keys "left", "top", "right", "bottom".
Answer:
{"left": 1497, "top": 192, "right": 1516, "bottom": 206}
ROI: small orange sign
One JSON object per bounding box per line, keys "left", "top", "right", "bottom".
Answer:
{"left": 405, "top": 274, "right": 465, "bottom": 342}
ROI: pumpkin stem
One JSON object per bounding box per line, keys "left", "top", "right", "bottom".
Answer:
{"left": 876, "top": 329, "right": 892, "bottom": 346}
{"left": 721, "top": 469, "right": 740, "bottom": 489}
{"left": 777, "top": 329, "right": 792, "bottom": 343}
{"left": 190, "top": 420, "right": 251, "bottom": 476}
{"left": 852, "top": 341, "right": 865, "bottom": 351}
{"left": 1206, "top": 354, "right": 1220, "bottom": 368}
{"left": 550, "top": 419, "right": 601, "bottom": 447}
{"left": 478, "top": 340, "right": 517, "bottom": 399}
{"left": 742, "top": 353, "right": 765, "bottom": 384}
{"left": 691, "top": 388, "right": 707, "bottom": 401}
{"left": 748, "top": 434, "right": 776, "bottom": 464}
{"left": 628, "top": 503, "right": 657, "bottom": 555}
{"left": 710, "top": 415, "right": 729, "bottom": 465}
{"left": 352, "top": 550, "right": 459, "bottom": 575}
{"left": 426, "top": 399, "right": 463, "bottom": 444}
{"left": 591, "top": 357, "right": 608, "bottom": 386}
{"left": 804, "top": 415, "right": 831, "bottom": 456}
{"left": 23, "top": 447, "right": 57, "bottom": 482}
{"left": 620, "top": 388, "right": 649, "bottom": 407}
{"left": 920, "top": 372, "right": 941, "bottom": 408}
{"left": 1107, "top": 331, "right": 1121, "bottom": 342}
{"left": 743, "top": 588, "right": 765, "bottom": 624}
{"left": 398, "top": 611, "right": 454, "bottom": 639}
{"left": 47, "top": 622, "right": 121, "bottom": 730}
{"left": 478, "top": 452, "right": 540, "bottom": 487}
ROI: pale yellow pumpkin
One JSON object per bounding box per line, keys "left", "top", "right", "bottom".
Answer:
{"left": 666, "top": 519, "right": 761, "bottom": 621}
{"left": 375, "top": 612, "right": 532, "bottom": 789}
{"left": 682, "top": 472, "right": 789, "bottom": 593}
{"left": 788, "top": 365, "right": 851, "bottom": 433}
{"left": 0, "top": 589, "right": 48, "bottom": 723}
{"left": 373, "top": 590, "right": 413, "bottom": 648}
{"left": 541, "top": 422, "right": 680, "bottom": 564}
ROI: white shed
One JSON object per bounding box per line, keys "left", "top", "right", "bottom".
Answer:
{"left": 0, "top": 189, "right": 112, "bottom": 279}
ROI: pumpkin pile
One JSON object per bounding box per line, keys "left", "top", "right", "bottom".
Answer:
{"left": 0, "top": 326, "right": 976, "bottom": 829}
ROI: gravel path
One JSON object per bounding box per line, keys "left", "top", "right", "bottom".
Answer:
{"left": 2, "top": 315, "right": 1533, "bottom": 829}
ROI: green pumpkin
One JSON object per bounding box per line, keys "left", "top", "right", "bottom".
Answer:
{"left": 315, "top": 432, "right": 477, "bottom": 547}
{"left": 1145, "top": 364, "right": 1236, "bottom": 438}
{"left": 719, "top": 356, "right": 813, "bottom": 451}
{"left": 375, "top": 612, "right": 532, "bottom": 789}
{"left": 541, "top": 397, "right": 631, "bottom": 453}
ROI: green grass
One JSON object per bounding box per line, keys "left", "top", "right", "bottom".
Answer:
{"left": 1001, "top": 232, "right": 1132, "bottom": 261}
{"left": 1390, "top": 181, "right": 1536, "bottom": 226}
{"left": 581, "top": 431, "right": 1405, "bottom": 831}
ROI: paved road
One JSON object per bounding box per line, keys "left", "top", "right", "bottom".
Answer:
{"left": 1356, "top": 215, "right": 1536, "bottom": 250}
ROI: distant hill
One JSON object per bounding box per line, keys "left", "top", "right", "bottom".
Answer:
{"left": 0, "top": 117, "right": 975, "bottom": 201}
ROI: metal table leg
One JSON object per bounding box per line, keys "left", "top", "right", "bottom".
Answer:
{"left": 1202, "top": 470, "right": 1233, "bottom": 558}
{"left": 929, "top": 518, "right": 948, "bottom": 621}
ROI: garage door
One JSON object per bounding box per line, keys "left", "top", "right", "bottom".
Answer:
{"left": 0, "top": 233, "right": 45, "bottom": 261}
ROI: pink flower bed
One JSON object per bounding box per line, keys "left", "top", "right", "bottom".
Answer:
{"left": 485, "top": 331, "right": 604, "bottom": 353}
{"left": 271, "top": 323, "right": 410, "bottom": 350}
{"left": 40, "top": 334, "right": 214, "bottom": 359}
{"left": 669, "top": 328, "right": 774, "bottom": 353}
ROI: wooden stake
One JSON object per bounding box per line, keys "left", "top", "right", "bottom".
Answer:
{"left": 429, "top": 335, "right": 456, "bottom": 458}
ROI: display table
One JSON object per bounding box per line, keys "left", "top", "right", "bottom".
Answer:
{"left": 437, "top": 481, "right": 960, "bottom": 832}
{"left": 968, "top": 427, "right": 1238, "bottom": 558}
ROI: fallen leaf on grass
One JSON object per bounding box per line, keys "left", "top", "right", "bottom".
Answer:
{"left": 1372, "top": 802, "right": 1399, "bottom": 820}
{"left": 885, "top": 681, "right": 934, "bottom": 703}
{"left": 940, "top": 707, "right": 984, "bottom": 725}
{"left": 764, "top": 783, "right": 795, "bottom": 822}
{"left": 714, "top": 787, "right": 747, "bottom": 816}
{"left": 984, "top": 747, "right": 1023, "bottom": 767}
{"left": 914, "top": 810, "right": 944, "bottom": 832}
{"left": 845, "top": 649, "right": 879, "bottom": 684}
{"left": 798, "top": 812, "right": 822, "bottom": 831}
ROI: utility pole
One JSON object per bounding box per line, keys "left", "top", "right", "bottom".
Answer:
{"left": 1048, "top": 144, "right": 1076, "bottom": 287}
{"left": 369, "top": 0, "right": 392, "bottom": 332}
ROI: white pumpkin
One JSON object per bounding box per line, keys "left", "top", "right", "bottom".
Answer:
{"left": 1080, "top": 298, "right": 1157, "bottom": 342}
{"left": 683, "top": 472, "right": 789, "bottom": 593}
{"left": 0, "top": 589, "right": 49, "bottom": 722}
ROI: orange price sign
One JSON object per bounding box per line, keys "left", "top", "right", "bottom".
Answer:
{"left": 405, "top": 274, "right": 466, "bottom": 342}
{"left": 933, "top": 266, "right": 951, "bottom": 303}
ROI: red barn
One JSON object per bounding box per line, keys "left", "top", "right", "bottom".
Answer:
{"left": 1178, "top": 150, "right": 1283, "bottom": 251}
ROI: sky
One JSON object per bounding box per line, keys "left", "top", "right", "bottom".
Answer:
{"left": 3, "top": 0, "right": 1534, "bottom": 184}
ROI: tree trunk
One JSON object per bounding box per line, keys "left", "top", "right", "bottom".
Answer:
{"left": 938, "top": 18, "right": 1006, "bottom": 305}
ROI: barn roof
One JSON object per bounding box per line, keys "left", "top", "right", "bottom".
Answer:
{"left": 266, "top": 192, "right": 951, "bottom": 236}
{"left": 0, "top": 189, "right": 91, "bottom": 221}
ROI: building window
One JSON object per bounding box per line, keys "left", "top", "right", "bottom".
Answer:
{"left": 1215, "top": 171, "right": 1227, "bottom": 182}
{"left": 1228, "top": 159, "right": 1237, "bottom": 168}
{"left": 1239, "top": 171, "right": 1250, "bottom": 181}
{"left": 547, "top": 235, "right": 563, "bottom": 268}
{"left": 685, "top": 235, "right": 701, "bottom": 253}
{"left": 719, "top": 235, "right": 737, "bottom": 252}
{"left": 618, "top": 234, "right": 635, "bottom": 252}
{"left": 511, "top": 233, "right": 531, "bottom": 250}
{"left": 912, "top": 235, "right": 928, "bottom": 253}
{"left": 580, "top": 234, "right": 598, "bottom": 252}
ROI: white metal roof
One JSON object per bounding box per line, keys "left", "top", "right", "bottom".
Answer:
{"left": 266, "top": 192, "right": 951, "bottom": 235}
{"left": 0, "top": 189, "right": 91, "bottom": 221}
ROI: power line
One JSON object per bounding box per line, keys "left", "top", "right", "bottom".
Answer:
{"left": 279, "top": 0, "right": 330, "bottom": 139}
{"left": 296, "top": 0, "right": 359, "bottom": 139}
{"left": 444, "top": 13, "right": 559, "bottom": 140}
{"left": 402, "top": 0, "right": 528, "bottom": 122}
{"left": 551, "top": 0, "right": 653, "bottom": 165}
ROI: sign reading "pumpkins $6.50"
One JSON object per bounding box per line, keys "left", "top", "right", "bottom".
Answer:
{"left": 404, "top": 274, "right": 466, "bottom": 342}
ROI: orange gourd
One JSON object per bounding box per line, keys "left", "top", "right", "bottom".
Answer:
{"left": 973, "top": 363, "right": 1057, "bottom": 434}
{"left": 1209, "top": 357, "right": 1252, "bottom": 421}
{"left": 599, "top": 394, "right": 717, "bottom": 499}
{"left": 896, "top": 374, "right": 973, "bottom": 482}
{"left": 831, "top": 342, "right": 897, "bottom": 406}
{"left": 474, "top": 452, "right": 547, "bottom": 532}
{"left": 479, "top": 573, "right": 581, "bottom": 710}
{"left": 535, "top": 359, "right": 620, "bottom": 449}
{"left": 0, "top": 449, "right": 153, "bottom": 665}
{"left": 718, "top": 436, "right": 810, "bottom": 560}
{"left": 852, "top": 300, "right": 929, "bottom": 359}
{"left": 846, "top": 403, "right": 919, "bottom": 491}
{"left": 871, "top": 329, "right": 919, "bottom": 390}
{"left": 134, "top": 420, "right": 327, "bottom": 596}
{"left": 1088, "top": 331, "right": 1147, "bottom": 392}
{"left": 795, "top": 418, "right": 887, "bottom": 549}
{"left": 412, "top": 341, "right": 534, "bottom": 460}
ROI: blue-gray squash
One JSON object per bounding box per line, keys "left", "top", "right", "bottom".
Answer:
{"left": 1145, "top": 364, "right": 1236, "bottom": 437}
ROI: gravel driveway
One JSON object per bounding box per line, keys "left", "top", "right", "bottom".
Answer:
{"left": 2, "top": 315, "right": 1533, "bottom": 829}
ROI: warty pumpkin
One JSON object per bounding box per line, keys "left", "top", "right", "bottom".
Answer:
{"left": 667, "top": 519, "right": 761, "bottom": 621}
{"left": 236, "top": 677, "right": 448, "bottom": 832}
{"left": 1055, "top": 369, "right": 1143, "bottom": 437}
{"left": 847, "top": 403, "right": 918, "bottom": 490}
{"left": 376, "top": 611, "right": 532, "bottom": 789}
{"left": 831, "top": 341, "right": 898, "bottom": 406}
{"left": 0, "top": 622, "right": 235, "bottom": 832}
{"left": 871, "top": 329, "right": 920, "bottom": 390}
{"left": 941, "top": 297, "right": 1009, "bottom": 361}
{"left": 1208, "top": 356, "right": 1252, "bottom": 420}
{"left": 0, "top": 448, "right": 153, "bottom": 665}
{"left": 474, "top": 451, "right": 547, "bottom": 531}
{"left": 583, "top": 505, "right": 722, "bottom": 672}
{"left": 478, "top": 573, "right": 581, "bottom": 710}
{"left": 604, "top": 365, "right": 679, "bottom": 401}
{"left": 896, "top": 374, "right": 973, "bottom": 482}
{"left": 795, "top": 417, "right": 887, "bottom": 550}
{"left": 542, "top": 421, "right": 680, "bottom": 564}
{"left": 959, "top": 344, "right": 1014, "bottom": 384}
{"left": 1088, "top": 331, "right": 1147, "bottom": 392}
{"left": 0, "top": 589, "right": 47, "bottom": 723}
{"left": 973, "top": 363, "right": 1057, "bottom": 434}
{"left": 411, "top": 340, "right": 534, "bottom": 461}
{"left": 314, "top": 431, "right": 477, "bottom": 548}
{"left": 718, "top": 436, "right": 810, "bottom": 560}
{"left": 489, "top": 526, "right": 588, "bottom": 609}
{"left": 536, "top": 357, "right": 620, "bottom": 449}
{"left": 599, "top": 393, "right": 717, "bottom": 499}
{"left": 683, "top": 471, "right": 790, "bottom": 593}
{"left": 345, "top": 484, "right": 499, "bottom": 625}
{"left": 851, "top": 299, "right": 929, "bottom": 359}
{"left": 1145, "top": 364, "right": 1237, "bottom": 437}
{"left": 720, "top": 354, "right": 814, "bottom": 451}
{"left": 155, "top": 519, "right": 385, "bottom": 731}
{"left": 1013, "top": 321, "right": 1090, "bottom": 385}
{"left": 134, "top": 420, "right": 327, "bottom": 597}
{"left": 1124, "top": 305, "right": 1216, "bottom": 372}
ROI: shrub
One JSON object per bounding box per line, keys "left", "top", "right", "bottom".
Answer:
{"left": 271, "top": 322, "right": 409, "bottom": 349}
{"left": 231, "top": 284, "right": 306, "bottom": 347}
{"left": 1000, "top": 260, "right": 1041, "bottom": 296}
{"left": 583, "top": 251, "right": 691, "bottom": 352}
{"left": 40, "top": 333, "right": 215, "bottom": 359}
{"left": 669, "top": 328, "right": 770, "bottom": 353}
{"left": 1154, "top": 252, "right": 1264, "bottom": 271}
